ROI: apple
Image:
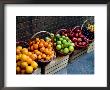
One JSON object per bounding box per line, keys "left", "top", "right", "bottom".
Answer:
{"left": 77, "top": 29, "right": 81, "bottom": 33}
{"left": 62, "top": 35, "right": 66, "bottom": 39}
{"left": 62, "top": 40, "right": 67, "bottom": 44}
{"left": 63, "top": 48, "right": 69, "bottom": 54}
{"left": 63, "top": 42, "right": 69, "bottom": 48}
{"left": 78, "top": 42, "right": 82, "bottom": 45}
{"left": 54, "top": 38, "right": 57, "bottom": 42}
{"left": 56, "top": 34, "right": 60, "bottom": 38}
{"left": 69, "top": 46, "right": 74, "bottom": 52}
{"left": 82, "top": 42, "right": 87, "bottom": 46}
{"left": 57, "top": 41, "right": 62, "bottom": 45}
{"left": 65, "top": 37, "right": 69, "bottom": 40}
{"left": 75, "top": 33, "right": 79, "bottom": 37}
{"left": 72, "top": 37, "right": 77, "bottom": 42}
{"left": 60, "top": 49, "right": 64, "bottom": 53}
{"left": 56, "top": 45, "right": 62, "bottom": 50}
{"left": 77, "top": 38, "right": 82, "bottom": 42}
{"left": 79, "top": 34, "right": 84, "bottom": 38}
{"left": 59, "top": 38, "right": 63, "bottom": 41}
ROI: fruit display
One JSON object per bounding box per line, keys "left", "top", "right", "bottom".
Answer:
{"left": 28, "top": 37, "right": 55, "bottom": 62}
{"left": 54, "top": 34, "right": 75, "bottom": 55}
{"left": 16, "top": 46, "right": 38, "bottom": 74}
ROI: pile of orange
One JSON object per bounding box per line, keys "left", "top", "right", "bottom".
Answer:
{"left": 28, "top": 38, "right": 55, "bottom": 62}
{"left": 16, "top": 46, "right": 38, "bottom": 74}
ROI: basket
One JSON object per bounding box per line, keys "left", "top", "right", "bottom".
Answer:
{"left": 71, "top": 26, "right": 89, "bottom": 49}
{"left": 55, "top": 29, "right": 74, "bottom": 56}
{"left": 30, "top": 31, "right": 56, "bottom": 74}
{"left": 81, "top": 20, "right": 94, "bottom": 43}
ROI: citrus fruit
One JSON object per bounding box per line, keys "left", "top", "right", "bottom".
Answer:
{"left": 33, "top": 44, "right": 38, "bottom": 50}
{"left": 16, "top": 66, "right": 21, "bottom": 73}
{"left": 26, "top": 66, "right": 33, "bottom": 74}
{"left": 38, "top": 55, "right": 42, "bottom": 60}
{"left": 31, "top": 61, "right": 38, "bottom": 70}
{"left": 42, "top": 54, "right": 46, "bottom": 59}
{"left": 21, "top": 62, "right": 28, "bottom": 69}
{"left": 26, "top": 57, "right": 32, "bottom": 64}
{"left": 17, "top": 46, "right": 22, "bottom": 51}
{"left": 21, "top": 69, "right": 26, "bottom": 74}
{"left": 21, "top": 54, "right": 28, "bottom": 62}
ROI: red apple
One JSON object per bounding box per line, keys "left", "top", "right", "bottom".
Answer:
{"left": 77, "top": 29, "right": 81, "bottom": 33}
{"left": 77, "top": 38, "right": 82, "bottom": 42}
{"left": 78, "top": 42, "right": 82, "bottom": 45}
{"left": 72, "top": 37, "right": 78, "bottom": 42}
{"left": 75, "top": 33, "right": 79, "bottom": 37}
{"left": 82, "top": 42, "right": 87, "bottom": 46}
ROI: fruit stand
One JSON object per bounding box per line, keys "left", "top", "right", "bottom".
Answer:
{"left": 16, "top": 16, "right": 94, "bottom": 74}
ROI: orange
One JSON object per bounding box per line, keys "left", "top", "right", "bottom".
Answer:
{"left": 46, "top": 56, "right": 50, "bottom": 60}
{"left": 39, "top": 43, "right": 44, "bottom": 48}
{"left": 37, "top": 42, "right": 40, "bottom": 45}
{"left": 40, "top": 47, "right": 45, "bottom": 52}
{"left": 31, "top": 46, "right": 34, "bottom": 51}
{"left": 38, "top": 55, "right": 42, "bottom": 60}
{"left": 42, "top": 54, "right": 46, "bottom": 59}
{"left": 26, "top": 57, "right": 33, "bottom": 64}
{"left": 33, "top": 44, "right": 38, "bottom": 50}
{"left": 40, "top": 39, "right": 45, "bottom": 42}
{"left": 29, "top": 41, "right": 33, "bottom": 46}
{"left": 47, "top": 44, "right": 52, "bottom": 48}
{"left": 30, "top": 54, "right": 37, "bottom": 60}
{"left": 44, "top": 42, "right": 48, "bottom": 47}
{"left": 36, "top": 38, "right": 40, "bottom": 42}
{"left": 32, "top": 41, "right": 35, "bottom": 44}
{"left": 35, "top": 51, "right": 41, "bottom": 55}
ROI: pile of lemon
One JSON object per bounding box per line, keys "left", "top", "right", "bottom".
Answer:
{"left": 16, "top": 46, "right": 38, "bottom": 74}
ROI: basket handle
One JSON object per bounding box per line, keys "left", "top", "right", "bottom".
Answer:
{"left": 31, "top": 31, "right": 51, "bottom": 39}
{"left": 56, "top": 29, "right": 67, "bottom": 34}
{"left": 71, "top": 26, "right": 82, "bottom": 32}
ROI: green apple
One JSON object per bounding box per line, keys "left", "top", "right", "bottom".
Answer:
{"left": 62, "top": 40, "right": 67, "bottom": 44}
{"left": 54, "top": 38, "right": 56, "bottom": 42}
{"left": 65, "top": 37, "right": 69, "bottom": 40}
{"left": 64, "top": 42, "right": 69, "bottom": 48}
{"left": 56, "top": 34, "right": 60, "bottom": 38}
{"left": 63, "top": 48, "right": 69, "bottom": 54}
{"left": 59, "top": 38, "right": 63, "bottom": 41}
{"left": 69, "top": 46, "right": 74, "bottom": 52}
{"left": 62, "top": 35, "right": 66, "bottom": 39}
{"left": 60, "top": 49, "right": 64, "bottom": 53}
{"left": 56, "top": 45, "right": 61, "bottom": 50}
{"left": 61, "top": 44, "right": 64, "bottom": 49}
{"left": 57, "top": 41, "right": 62, "bottom": 45}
